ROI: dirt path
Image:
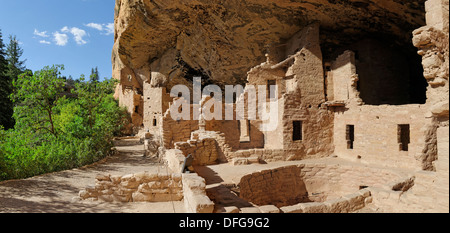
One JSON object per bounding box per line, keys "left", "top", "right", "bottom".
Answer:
{"left": 0, "top": 138, "right": 185, "bottom": 213}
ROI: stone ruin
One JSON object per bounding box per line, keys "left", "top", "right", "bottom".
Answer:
{"left": 80, "top": 0, "right": 449, "bottom": 213}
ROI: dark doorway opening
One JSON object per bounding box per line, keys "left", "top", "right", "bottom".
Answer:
{"left": 398, "top": 124, "right": 411, "bottom": 151}
{"left": 293, "top": 121, "right": 303, "bottom": 141}
{"left": 346, "top": 125, "right": 355, "bottom": 150}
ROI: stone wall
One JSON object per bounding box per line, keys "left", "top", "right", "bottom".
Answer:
{"left": 329, "top": 50, "right": 362, "bottom": 105}
{"left": 182, "top": 173, "right": 215, "bottom": 213}
{"left": 79, "top": 172, "right": 183, "bottom": 203}
{"left": 238, "top": 23, "right": 335, "bottom": 159}
{"left": 165, "top": 149, "right": 186, "bottom": 174}
{"left": 174, "top": 137, "right": 219, "bottom": 166}
{"left": 142, "top": 84, "right": 171, "bottom": 136}
{"left": 78, "top": 171, "right": 214, "bottom": 213}
{"left": 239, "top": 163, "right": 406, "bottom": 208}
{"left": 116, "top": 84, "right": 144, "bottom": 128}
{"left": 333, "top": 104, "right": 434, "bottom": 170}
{"left": 280, "top": 189, "right": 372, "bottom": 213}
{"left": 161, "top": 102, "right": 199, "bottom": 149}
{"left": 371, "top": 126, "right": 449, "bottom": 213}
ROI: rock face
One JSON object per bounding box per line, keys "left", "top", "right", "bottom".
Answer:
{"left": 110, "top": 0, "right": 449, "bottom": 213}
{"left": 112, "top": 0, "right": 426, "bottom": 89}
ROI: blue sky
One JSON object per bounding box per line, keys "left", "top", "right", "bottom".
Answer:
{"left": 0, "top": 0, "right": 115, "bottom": 80}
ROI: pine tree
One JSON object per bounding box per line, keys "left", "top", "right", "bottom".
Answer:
{"left": 0, "top": 30, "right": 14, "bottom": 129}
{"left": 89, "top": 66, "right": 100, "bottom": 83}
{"left": 6, "top": 35, "right": 26, "bottom": 83}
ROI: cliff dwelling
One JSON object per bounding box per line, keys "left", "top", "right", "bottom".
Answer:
{"left": 80, "top": 0, "right": 448, "bottom": 213}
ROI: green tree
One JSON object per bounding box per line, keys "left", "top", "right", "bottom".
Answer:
{"left": 1, "top": 65, "right": 128, "bottom": 181}
{"left": 6, "top": 35, "right": 26, "bottom": 83}
{"left": 0, "top": 29, "right": 14, "bottom": 129}
{"left": 89, "top": 66, "right": 100, "bottom": 83}
{"left": 12, "top": 65, "right": 65, "bottom": 138}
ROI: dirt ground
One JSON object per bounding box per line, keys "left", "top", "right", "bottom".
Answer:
{"left": 0, "top": 138, "right": 382, "bottom": 213}
{"left": 0, "top": 139, "right": 185, "bottom": 213}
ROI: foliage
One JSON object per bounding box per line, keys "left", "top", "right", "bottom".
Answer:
{"left": 0, "top": 29, "right": 14, "bottom": 129}
{"left": 6, "top": 35, "right": 26, "bottom": 83}
{"left": 0, "top": 65, "right": 128, "bottom": 181}
{"left": 12, "top": 65, "right": 65, "bottom": 137}
{"left": 89, "top": 66, "right": 100, "bottom": 83}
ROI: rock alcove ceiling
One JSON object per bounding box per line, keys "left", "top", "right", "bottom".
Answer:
{"left": 113, "top": 0, "right": 426, "bottom": 88}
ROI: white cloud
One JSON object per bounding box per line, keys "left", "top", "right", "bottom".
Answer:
{"left": 58, "top": 26, "right": 88, "bottom": 45}
{"left": 85, "top": 22, "right": 114, "bottom": 35}
{"left": 105, "top": 23, "right": 114, "bottom": 35}
{"left": 69, "top": 27, "right": 87, "bottom": 45}
{"left": 34, "top": 29, "right": 49, "bottom": 38}
{"left": 53, "top": 32, "right": 69, "bottom": 46}
{"left": 61, "top": 26, "right": 70, "bottom": 33}
{"left": 39, "top": 40, "right": 51, "bottom": 45}
{"left": 86, "top": 23, "right": 103, "bottom": 31}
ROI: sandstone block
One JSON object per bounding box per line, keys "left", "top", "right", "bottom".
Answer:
{"left": 147, "top": 181, "right": 162, "bottom": 189}
{"left": 98, "top": 195, "right": 114, "bottom": 202}
{"left": 280, "top": 204, "right": 304, "bottom": 213}
{"left": 232, "top": 158, "right": 249, "bottom": 166}
{"left": 184, "top": 194, "right": 214, "bottom": 213}
{"left": 113, "top": 193, "right": 132, "bottom": 202}
{"left": 259, "top": 205, "right": 280, "bottom": 213}
{"left": 240, "top": 207, "right": 261, "bottom": 213}
{"left": 96, "top": 174, "right": 111, "bottom": 182}
{"left": 79, "top": 190, "right": 91, "bottom": 199}
{"left": 300, "top": 202, "right": 329, "bottom": 213}
{"left": 324, "top": 198, "right": 351, "bottom": 213}
{"left": 182, "top": 174, "right": 206, "bottom": 191}
{"left": 110, "top": 175, "right": 122, "bottom": 184}
{"left": 218, "top": 206, "right": 240, "bottom": 213}
{"left": 121, "top": 179, "right": 140, "bottom": 189}
{"left": 171, "top": 173, "right": 182, "bottom": 182}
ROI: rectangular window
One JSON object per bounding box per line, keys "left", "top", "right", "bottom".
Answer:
{"left": 398, "top": 124, "right": 410, "bottom": 151}
{"left": 346, "top": 125, "right": 355, "bottom": 149}
{"left": 293, "top": 121, "right": 303, "bottom": 141}
{"left": 153, "top": 119, "right": 157, "bottom": 127}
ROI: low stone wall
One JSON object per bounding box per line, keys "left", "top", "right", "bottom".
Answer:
{"left": 174, "top": 137, "right": 219, "bottom": 166}
{"left": 165, "top": 149, "right": 186, "bottom": 173}
{"left": 280, "top": 189, "right": 372, "bottom": 213}
{"left": 182, "top": 173, "right": 215, "bottom": 213}
{"left": 79, "top": 172, "right": 183, "bottom": 203}
{"left": 229, "top": 148, "right": 325, "bottom": 163}
{"left": 78, "top": 171, "right": 214, "bottom": 213}
{"left": 239, "top": 163, "right": 408, "bottom": 211}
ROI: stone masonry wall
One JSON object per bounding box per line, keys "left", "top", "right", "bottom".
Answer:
{"left": 239, "top": 163, "right": 406, "bottom": 208}
{"left": 79, "top": 172, "right": 183, "bottom": 203}
{"left": 174, "top": 137, "right": 219, "bottom": 166}
{"left": 78, "top": 171, "right": 214, "bottom": 213}
{"left": 334, "top": 104, "right": 435, "bottom": 170}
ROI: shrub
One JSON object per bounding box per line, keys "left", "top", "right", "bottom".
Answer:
{"left": 0, "top": 65, "right": 128, "bottom": 181}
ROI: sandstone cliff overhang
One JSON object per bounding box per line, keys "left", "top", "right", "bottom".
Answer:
{"left": 112, "top": 0, "right": 426, "bottom": 87}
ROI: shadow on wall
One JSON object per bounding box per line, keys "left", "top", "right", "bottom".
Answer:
{"left": 325, "top": 38, "right": 428, "bottom": 106}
